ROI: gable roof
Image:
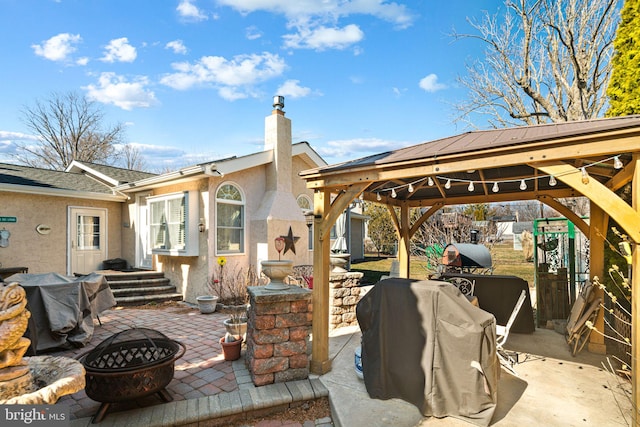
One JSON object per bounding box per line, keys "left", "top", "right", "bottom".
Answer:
{"left": 66, "top": 161, "right": 157, "bottom": 186}
{"left": 0, "top": 162, "right": 127, "bottom": 201}
{"left": 115, "top": 141, "right": 327, "bottom": 193}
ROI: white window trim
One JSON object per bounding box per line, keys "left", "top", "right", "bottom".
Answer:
{"left": 215, "top": 182, "right": 246, "bottom": 255}
{"left": 148, "top": 190, "right": 199, "bottom": 256}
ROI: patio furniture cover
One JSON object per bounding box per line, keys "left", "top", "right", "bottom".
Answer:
{"left": 356, "top": 278, "right": 499, "bottom": 426}
{"left": 6, "top": 272, "right": 116, "bottom": 352}
{"left": 440, "top": 273, "right": 535, "bottom": 333}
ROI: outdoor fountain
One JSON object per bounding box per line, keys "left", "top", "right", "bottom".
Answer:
{"left": 0, "top": 282, "right": 85, "bottom": 404}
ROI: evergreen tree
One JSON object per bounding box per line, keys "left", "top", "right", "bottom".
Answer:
{"left": 607, "top": 0, "right": 640, "bottom": 116}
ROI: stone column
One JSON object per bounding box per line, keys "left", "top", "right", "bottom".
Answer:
{"left": 246, "top": 286, "right": 312, "bottom": 386}
{"left": 329, "top": 271, "right": 368, "bottom": 330}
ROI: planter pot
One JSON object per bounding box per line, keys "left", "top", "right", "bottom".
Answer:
{"left": 261, "top": 259, "right": 294, "bottom": 290}
{"left": 219, "top": 336, "right": 243, "bottom": 361}
{"left": 196, "top": 295, "right": 219, "bottom": 314}
{"left": 330, "top": 253, "right": 351, "bottom": 273}
{"left": 223, "top": 318, "right": 247, "bottom": 338}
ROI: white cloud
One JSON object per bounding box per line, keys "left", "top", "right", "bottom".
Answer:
{"left": 177, "top": 0, "right": 208, "bottom": 21}
{"left": 160, "top": 52, "right": 286, "bottom": 100}
{"left": 419, "top": 74, "right": 447, "bottom": 93}
{"left": 318, "top": 137, "right": 410, "bottom": 159}
{"left": 216, "top": 0, "right": 414, "bottom": 29}
{"left": 0, "top": 131, "right": 40, "bottom": 142}
{"left": 83, "top": 72, "right": 158, "bottom": 110}
{"left": 246, "top": 26, "right": 262, "bottom": 40}
{"left": 283, "top": 24, "right": 363, "bottom": 50}
{"left": 32, "top": 33, "right": 82, "bottom": 62}
{"left": 101, "top": 37, "right": 137, "bottom": 63}
{"left": 276, "top": 80, "right": 313, "bottom": 98}
{"left": 76, "top": 57, "right": 89, "bottom": 66}
{"left": 166, "top": 40, "right": 188, "bottom": 55}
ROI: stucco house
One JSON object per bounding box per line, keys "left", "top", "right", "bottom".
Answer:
{"left": 0, "top": 97, "right": 328, "bottom": 303}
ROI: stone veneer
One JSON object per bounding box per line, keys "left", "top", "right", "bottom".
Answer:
{"left": 246, "top": 286, "right": 312, "bottom": 386}
{"left": 329, "top": 271, "right": 369, "bottom": 330}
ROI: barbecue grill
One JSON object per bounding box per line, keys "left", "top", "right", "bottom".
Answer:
{"left": 77, "top": 328, "right": 185, "bottom": 423}
{"left": 441, "top": 243, "right": 493, "bottom": 274}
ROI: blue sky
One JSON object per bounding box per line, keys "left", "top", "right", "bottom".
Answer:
{"left": 0, "top": 0, "right": 504, "bottom": 170}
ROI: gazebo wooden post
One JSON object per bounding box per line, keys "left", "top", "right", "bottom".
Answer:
{"left": 587, "top": 203, "right": 606, "bottom": 354}
{"left": 310, "top": 190, "right": 332, "bottom": 374}
{"left": 398, "top": 203, "right": 411, "bottom": 278}
{"left": 632, "top": 156, "right": 640, "bottom": 426}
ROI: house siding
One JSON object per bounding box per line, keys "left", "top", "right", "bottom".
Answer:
{"left": 0, "top": 192, "right": 121, "bottom": 274}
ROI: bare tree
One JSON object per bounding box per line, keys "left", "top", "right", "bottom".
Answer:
{"left": 118, "top": 144, "right": 147, "bottom": 171}
{"left": 16, "top": 91, "right": 125, "bottom": 170}
{"left": 453, "top": 0, "right": 619, "bottom": 127}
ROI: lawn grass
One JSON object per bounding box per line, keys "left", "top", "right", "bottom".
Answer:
{"left": 351, "top": 241, "right": 535, "bottom": 286}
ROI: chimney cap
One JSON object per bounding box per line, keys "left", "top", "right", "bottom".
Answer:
{"left": 273, "top": 95, "right": 284, "bottom": 111}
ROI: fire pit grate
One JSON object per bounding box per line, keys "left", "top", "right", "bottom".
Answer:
{"left": 78, "top": 327, "right": 185, "bottom": 423}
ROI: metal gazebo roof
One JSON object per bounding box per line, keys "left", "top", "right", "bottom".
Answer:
{"left": 300, "top": 115, "right": 640, "bottom": 420}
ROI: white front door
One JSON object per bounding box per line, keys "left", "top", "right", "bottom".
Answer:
{"left": 69, "top": 207, "right": 107, "bottom": 274}
{"left": 136, "top": 195, "right": 153, "bottom": 269}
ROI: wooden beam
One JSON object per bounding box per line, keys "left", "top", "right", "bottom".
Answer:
{"left": 536, "top": 195, "right": 589, "bottom": 237}
{"left": 398, "top": 203, "right": 410, "bottom": 278}
{"left": 318, "top": 184, "right": 368, "bottom": 241}
{"left": 536, "top": 163, "right": 640, "bottom": 243}
{"left": 311, "top": 190, "right": 331, "bottom": 374}
{"left": 631, "top": 155, "right": 640, "bottom": 426}
{"left": 587, "top": 202, "right": 607, "bottom": 355}
{"left": 409, "top": 203, "right": 444, "bottom": 236}
{"left": 304, "top": 133, "right": 640, "bottom": 188}
{"left": 607, "top": 162, "right": 634, "bottom": 192}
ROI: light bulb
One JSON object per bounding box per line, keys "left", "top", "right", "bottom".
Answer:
{"left": 492, "top": 182, "right": 499, "bottom": 193}
{"left": 408, "top": 183, "right": 414, "bottom": 193}
{"left": 549, "top": 175, "right": 557, "bottom": 186}
{"left": 581, "top": 167, "right": 589, "bottom": 184}
{"left": 468, "top": 181, "right": 474, "bottom": 192}
{"left": 519, "top": 179, "right": 527, "bottom": 190}
{"left": 376, "top": 192, "right": 381, "bottom": 201}
{"left": 614, "top": 156, "right": 623, "bottom": 170}
{"left": 445, "top": 179, "right": 451, "bottom": 189}
{"left": 428, "top": 177, "right": 434, "bottom": 186}
{"left": 391, "top": 188, "right": 397, "bottom": 198}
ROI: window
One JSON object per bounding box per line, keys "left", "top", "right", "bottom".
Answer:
{"left": 297, "top": 195, "right": 312, "bottom": 211}
{"left": 77, "top": 215, "right": 101, "bottom": 250}
{"left": 148, "top": 191, "right": 199, "bottom": 256}
{"left": 216, "top": 183, "right": 245, "bottom": 254}
{"left": 297, "top": 195, "right": 313, "bottom": 250}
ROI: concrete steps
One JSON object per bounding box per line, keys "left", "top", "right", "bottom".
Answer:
{"left": 102, "top": 270, "right": 183, "bottom": 306}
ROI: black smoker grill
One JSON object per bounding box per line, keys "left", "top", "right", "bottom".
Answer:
{"left": 78, "top": 328, "right": 186, "bottom": 423}
{"left": 441, "top": 243, "right": 493, "bottom": 274}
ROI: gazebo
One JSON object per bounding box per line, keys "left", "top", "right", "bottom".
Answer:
{"left": 300, "top": 115, "right": 640, "bottom": 421}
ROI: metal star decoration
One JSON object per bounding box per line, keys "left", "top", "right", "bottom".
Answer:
{"left": 280, "top": 226, "right": 300, "bottom": 255}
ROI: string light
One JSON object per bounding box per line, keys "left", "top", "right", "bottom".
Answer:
{"left": 519, "top": 179, "right": 527, "bottom": 190}
{"left": 614, "top": 156, "right": 623, "bottom": 170}
{"left": 366, "top": 154, "right": 622, "bottom": 199}
{"left": 581, "top": 167, "right": 589, "bottom": 184}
